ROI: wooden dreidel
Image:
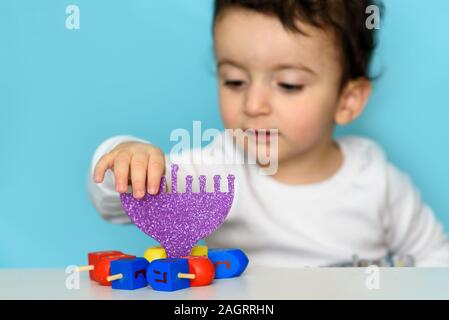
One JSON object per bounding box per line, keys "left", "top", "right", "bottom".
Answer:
{"left": 94, "top": 254, "right": 136, "bottom": 286}
{"left": 108, "top": 257, "right": 149, "bottom": 290}
{"left": 146, "top": 258, "right": 193, "bottom": 292}
{"left": 186, "top": 256, "right": 215, "bottom": 287}
{"left": 208, "top": 249, "right": 249, "bottom": 279}
{"left": 143, "top": 245, "right": 209, "bottom": 263}
{"left": 76, "top": 251, "right": 124, "bottom": 281}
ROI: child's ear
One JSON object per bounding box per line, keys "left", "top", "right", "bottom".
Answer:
{"left": 334, "top": 78, "right": 372, "bottom": 125}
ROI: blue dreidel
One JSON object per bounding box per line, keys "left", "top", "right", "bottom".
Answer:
{"left": 146, "top": 258, "right": 193, "bottom": 292}
{"left": 208, "top": 248, "right": 249, "bottom": 279}
{"left": 108, "top": 257, "right": 149, "bottom": 290}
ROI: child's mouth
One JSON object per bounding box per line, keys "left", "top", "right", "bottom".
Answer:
{"left": 246, "top": 128, "right": 278, "bottom": 143}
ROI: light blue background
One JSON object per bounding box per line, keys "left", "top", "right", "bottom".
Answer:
{"left": 0, "top": 0, "right": 448, "bottom": 267}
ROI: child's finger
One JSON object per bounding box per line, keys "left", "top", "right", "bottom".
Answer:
{"left": 93, "top": 153, "right": 113, "bottom": 183}
{"left": 147, "top": 151, "right": 165, "bottom": 194}
{"left": 113, "top": 152, "right": 131, "bottom": 193}
{"left": 130, "top": 152, "right": 149, "bottom": 199}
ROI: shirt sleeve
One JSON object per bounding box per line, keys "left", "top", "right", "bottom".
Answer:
{"left": 383, "top": 164, "right": 449, "bottom": 266}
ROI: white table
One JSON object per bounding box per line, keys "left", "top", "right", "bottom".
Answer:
{"left": 1, "top": 266, "right": 448, "bottom": 299}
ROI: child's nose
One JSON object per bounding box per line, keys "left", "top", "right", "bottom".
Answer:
{"left": 243, "top": 82, "right": 272, "bottom": 117}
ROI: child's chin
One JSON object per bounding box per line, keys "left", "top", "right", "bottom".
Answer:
{"left": 245, "top": 143, "right": 280, "bottom": 163}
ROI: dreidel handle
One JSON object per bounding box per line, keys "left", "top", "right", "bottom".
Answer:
{"left": 106, "top": 273, "right": 123, "bottom": 282}
{"left": 75, "top": 265, "right": 94, "bottom": 272}
{"left": 178, "top": 272, "right": 196, "bottom": 280}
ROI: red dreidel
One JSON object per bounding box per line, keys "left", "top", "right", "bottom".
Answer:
{"left": 75, "top": 251, "right": 124, "bottom": 281}
{"left": 94, "top": 254, "right": 136, "bottom": 286}
{"left": 186, "top": 256, "right": 215, "bottom": 287}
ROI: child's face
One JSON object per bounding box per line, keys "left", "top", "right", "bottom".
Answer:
{"left": 214, "top": 8, "right": 364, "bottom": 164}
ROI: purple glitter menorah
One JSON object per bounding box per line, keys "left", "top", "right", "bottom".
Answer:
{"left": 120, "top": 164, "right": 235, "bottom": 258}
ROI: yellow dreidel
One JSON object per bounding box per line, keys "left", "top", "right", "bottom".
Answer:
{"left": 190, "top": 245, "right": 208, "bottom": 257}
{"left": 143, "top": 246, "right": 167, "bottom": 263}
{"left": 144, "top": 245, "right": 208, "bottom": 262}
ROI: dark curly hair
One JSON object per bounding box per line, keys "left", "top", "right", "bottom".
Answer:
{"left": 213, "top": 0, "right": 383, "bottom": 86}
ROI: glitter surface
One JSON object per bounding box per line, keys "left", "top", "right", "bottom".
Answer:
{"left": 120, "top": 164, "right": 235, "bottom": 258}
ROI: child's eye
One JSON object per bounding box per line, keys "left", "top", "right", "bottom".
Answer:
{"left": 223, "top": 80, "right": 245, "bottom": 88}
{"left": 279, "top": 83, "right": 304, "bottom": 92}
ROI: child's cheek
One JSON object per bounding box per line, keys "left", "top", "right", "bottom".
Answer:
{"left": 219, "top": 95, "right": 242, "bottom": 129}
{"left": 220, "top": 101, "right": 237, "bottom": 129}
{"left": 279, "top": 106, "right": 331, "bottom": 148}
{"left": 220, "top": 106, "right": 239, "bottom": 129}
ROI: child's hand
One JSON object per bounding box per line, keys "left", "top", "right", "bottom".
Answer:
{"left": 93, "top": 141, "right": 166, "bottom": 199}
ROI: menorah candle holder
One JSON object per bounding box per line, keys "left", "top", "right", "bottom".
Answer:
{"left": 120, "top": 164, "right": 235, "bottom": 258}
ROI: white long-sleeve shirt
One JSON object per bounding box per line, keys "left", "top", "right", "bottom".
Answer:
{"left": 87, "top": 133, "right": 449, "bottom": 267}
